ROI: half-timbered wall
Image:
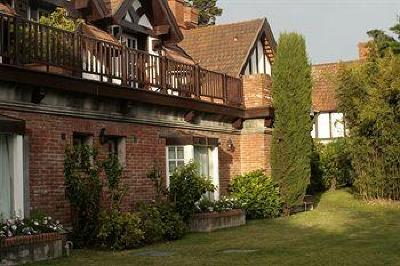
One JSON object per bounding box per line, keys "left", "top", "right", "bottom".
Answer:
{"left": 244, "top": 39, "right": 272, "bottom": 76}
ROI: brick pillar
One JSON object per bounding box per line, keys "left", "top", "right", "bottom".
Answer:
{"left": 242, "top": 74, "right": 272, "bottom": 108}
{"left": 240, "top": 74, "right": 273, "bottom": 175}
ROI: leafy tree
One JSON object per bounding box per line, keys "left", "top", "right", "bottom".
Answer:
{"left": 185, "top": 0, "right": 222, "bottom": 25}
{"left": 39, "top": 7, "right": 81, "bottom": 32}
{"left": 271, "top": 33, "right": 313, "bottom": 210}
{"left": 367, "top": 17, "right": 400, "bottom": 56}
{"left": 336, "top": 23, "right": 400, "bottom": 200}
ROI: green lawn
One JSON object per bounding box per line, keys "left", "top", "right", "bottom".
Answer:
{"left": 31, "top": 190, "right": 400, "bottom": 266}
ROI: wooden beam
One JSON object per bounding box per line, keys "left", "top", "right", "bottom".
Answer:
{"left": 244, "top": 106, "right": 274, "bottom": 119}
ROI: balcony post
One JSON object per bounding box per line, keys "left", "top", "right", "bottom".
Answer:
{"left": 223, "top": 74, "right": 228, "bottom": 105}
{"left": 160, "top": 56, "right": 167, "bottom": 94}
{"left": 194, "top": 64, "right": 200, "bottom": 99}
{"left": 121, "top": 46, "right": 128, "bottom": 86}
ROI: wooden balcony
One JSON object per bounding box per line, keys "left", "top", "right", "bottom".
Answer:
{"left": 0, "top": 13, "right": 243, "bottom": 107}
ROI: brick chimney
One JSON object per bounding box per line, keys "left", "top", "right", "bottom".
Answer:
{"left": 358, "top": 42, "right": 369, "bottom": 60}
{"left": 168, "top": 0, "right": 199, "bottom": 30}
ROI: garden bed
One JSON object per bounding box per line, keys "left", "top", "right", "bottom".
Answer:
{"left": 0, "top": 233, "right": 66, "bottom": 266}
{"left": 189, "top": 209, "right": 246, "bottom": 232}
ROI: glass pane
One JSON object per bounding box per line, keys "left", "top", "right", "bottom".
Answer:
{"left": 0, "top": 135, "right": 12, "bottom": 218}
{"left": 331, "top": 113, "right": 345, "bottom": 138}
{"left": 168, "top": 147, "right": 176, "bottom": 160}
{"left": 177, "top": 160, "right": 185, "bottom": 168}
{"left": 194, "top": 146, "right": 209, "bottom": 177}
{"left": 177, "top": 146, "right": 184, "bottom": 160}
{"left": 317, "top": 113, "right": 331, "bottom": 139}
{"left": 169, "top": 161, "right": 176, "bottom": 174}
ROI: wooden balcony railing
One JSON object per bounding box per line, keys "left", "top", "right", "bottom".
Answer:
{"left": 0, "top": 14, "right": 243, "bottom": 107}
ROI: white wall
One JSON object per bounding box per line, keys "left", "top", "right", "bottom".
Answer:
{"left": 244, "top": 39, "right": 272, "bottom": 76}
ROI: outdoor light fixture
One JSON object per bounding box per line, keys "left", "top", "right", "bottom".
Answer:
{"left": 227, "top": 138, "right": 235, "bottom": 152}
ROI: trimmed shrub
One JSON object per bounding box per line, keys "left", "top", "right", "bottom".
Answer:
{"left": 97, "top": 210, "right": 144, "bottom": 250}
{"left": 230, "top": 170, "right": 282, "bottom": 219}
{"left": 271, "top": 33, "right": 313, "bottom": 208}
{"left": 169, "top": 162, "right": 215, "bottom": 221}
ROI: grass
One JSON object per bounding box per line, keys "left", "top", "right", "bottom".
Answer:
{"left": 31, "top": 190, "right": 400, "bottom": 266}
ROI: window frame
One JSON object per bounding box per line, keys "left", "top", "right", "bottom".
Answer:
{"left": 0, "top": 134, "right": 25, "bottom": 218}
{"left": 313, "top": 112, "right": 346, "bottom": 140}
{"left": 106, "top": 136, "right": 127, "bottom": 167}
{"left": 165, "top": 144, "right": 220, "bottom": 200}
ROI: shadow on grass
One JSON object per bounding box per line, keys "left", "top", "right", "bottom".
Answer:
{"left": 28, "top": 190, "right": 400, "bottom": 266}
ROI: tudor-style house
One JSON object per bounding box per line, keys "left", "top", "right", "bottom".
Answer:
{"left": 0, "top": 0, "right": 276, "bottom": 221}
{"left": 310, "top": 43, "right": 367, "bottom": 142}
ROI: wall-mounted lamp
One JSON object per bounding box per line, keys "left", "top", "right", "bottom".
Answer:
{"left": 227, "top": 138, "right": 235, "bottom": 152}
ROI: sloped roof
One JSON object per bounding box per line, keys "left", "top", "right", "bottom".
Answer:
{"left": 0, "top": 2, "right": 16, "bottom": 16}
{"left": 312, "top": 63, "right": 340, "bottom": 112}
{"left": 104, "top": 0, "right": 123, "bottom": 16}
{"left": 78, "top": 23, "right": 121, "bottom": 46}
{"left": 312, "top": 60, "right": 363, "bottom": 112}
{"left": 179, "top": 18, "right": 276, "bottom": 77}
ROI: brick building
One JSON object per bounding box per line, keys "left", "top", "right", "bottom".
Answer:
{"left": 0, "top": 0, "right": 275, "bottom": 223}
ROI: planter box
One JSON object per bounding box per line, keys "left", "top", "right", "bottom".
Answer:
{"left": 0, "top": 233, "right": 66, "bottom": 266}
{"left": 189, "top": 209, "right": 246, "bottom": 232}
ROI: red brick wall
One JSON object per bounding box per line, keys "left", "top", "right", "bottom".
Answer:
{"left": 0, "top": 109, "right": 241, "bottom": 224}
{"left": 240, "top": 131, "right": 272, "bottom": 175}
{"left": 242, "top": 74, "right": 272, "bottom": 108}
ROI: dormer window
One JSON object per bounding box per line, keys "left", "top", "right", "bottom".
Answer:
{"left": 122, "top": 35, "right": 138, "bottom": 50}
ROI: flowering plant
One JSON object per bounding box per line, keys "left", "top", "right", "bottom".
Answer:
{"left": 195, "top": 196, "right": 242, "bottom": 213}
{"left": 0, "top": 216, "right": 64, "bottom": 239}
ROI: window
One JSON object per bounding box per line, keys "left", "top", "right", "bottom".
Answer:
{"left": 313, "top": 112, "right": 346, "bottom": 140}
{"left": 122, "top": 35, "right": 138, "bottom": 50}
{"left": 106, "top": 136, "right": 126, "bottom": 166}
{"left": 167, "top": 146, "right": 185, "bottom": 176}
{"left": 0, "top": 134, "right": 24, "bottom": 218}
{"left": 166, "top": 144, "right": 219, "bottom": 200}
{"left": 73, "top": 133, "right": 93, "bottom": 146}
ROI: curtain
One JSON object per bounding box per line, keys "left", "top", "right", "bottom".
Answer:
{"left": 195, "top": 146, "right": 216, "bottom": 201}
{"left": 0, "top": 134, "right": 11, "bottom": 218}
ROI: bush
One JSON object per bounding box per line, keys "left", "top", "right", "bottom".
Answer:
{"left": 136, "top": 203, "right": 164, "bottom": 244}
{"left": 97, "top": 210, "right": 144, "bottom": 250}
{"left": 157, "top": 203, "right": 186, "bottom": 241}
{"left": 309, "top": 139, "right": 353, "bottom": 193}
{"left": 0, "top": 215, "right": 64, "bottom": 239}
{"left": 195, "top": 196, "right": 242, "bottom": 213}
{"left": 230, "top": 170, "right": 282, "bottom": 219}
{"left": 169, "top": 162, "right": 215, "bottom": 221}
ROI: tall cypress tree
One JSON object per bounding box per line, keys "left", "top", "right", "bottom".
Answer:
{"left": 271, "top": 33, "right": 313, "bottom": 210}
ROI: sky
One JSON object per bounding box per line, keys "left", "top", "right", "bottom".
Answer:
{"left": 216, "top": 0, "right": 400, "bottom": 64}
